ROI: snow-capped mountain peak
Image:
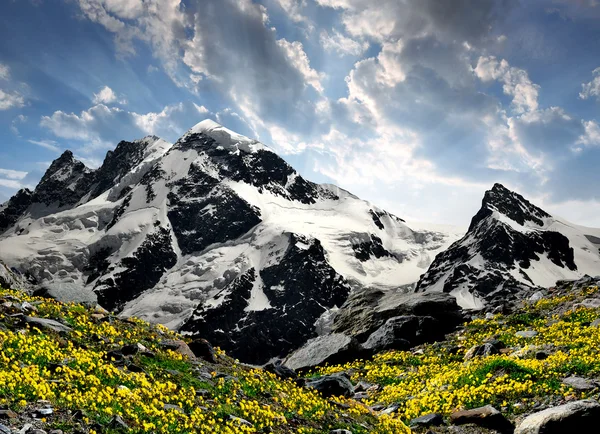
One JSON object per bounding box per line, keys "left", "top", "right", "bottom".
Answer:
{"left": 417, "top": 184, "right": 600, "bottom": 311}
{"left": 469, "top": 183, "right": 551, "bottom": 231}
{"left": 0, "top": 120, "right": 462, "bottom": 363}
{"left": 184, "top": 119, "right": 267, "bottom": 153}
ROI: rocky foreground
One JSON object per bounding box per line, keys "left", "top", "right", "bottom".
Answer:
{"left": 0, "top": 276, "right": 600, "bottom": 433}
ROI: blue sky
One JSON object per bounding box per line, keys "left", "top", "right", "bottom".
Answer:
{"left": 1, "top": 0, "right": 600, "bottom": 226}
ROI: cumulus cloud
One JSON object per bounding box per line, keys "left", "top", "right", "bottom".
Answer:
{"left": 475, "top": 56, "right": 540, "bottom": 113}
{"left": 0, "top": 89, "right": 25, "bottom": 110}
{"left": 276, "top": 39, "right": 325, "bottom": 93}
{"left": 315, "top": 0, "right": 515, "bottom": 45}
{"left": 320, "top": 30, "right": 368, "bottom": 56}
{"left": 92, "top": 85, "right": 126, "bottom": 105}
{"left": 580, "top": 67, "right": 600, "bottom": 101}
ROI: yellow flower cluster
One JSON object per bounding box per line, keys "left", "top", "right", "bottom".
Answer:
{"left": 314, "top": 285, "right": 600, "bottom": 426}
{"left": 0, "top": 288, "right": 409, "bottom": 433}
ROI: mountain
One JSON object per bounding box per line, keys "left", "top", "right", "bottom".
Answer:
{"left": 416, "top": 183, "right": 600, "bottom": 310}
{"left": 0, "top": 120, "right": 461, "bottom": 363}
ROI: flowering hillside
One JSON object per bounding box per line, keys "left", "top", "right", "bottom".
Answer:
{"left": 1, "top": 278, "right": 600, "bottom": 433}
{"left": 0, "top": 287, "right": 408, "bottom": 434}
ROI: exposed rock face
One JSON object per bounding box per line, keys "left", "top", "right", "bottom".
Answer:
{"left": 32, "top": 150, "right": 95, "bottom": 211}
{"left": 181, "top": 235, "right": 350, "bottom": 364}
{"left": 514, "top": 399, "right": 600, "bottom": 434}
{"left": 0, "top": 189, "right": 33, "bottom": 234}
{"left": 362, "top": 315, "right": 440, "bottom": 353}
{"left": 284, "top": 333, "right": 363, "bottom": 371}
{"left": 306, "top": 375, "right": 354, "bottom": 398}
{"left": 416, "top": 183, "right": 600, "bottom": 310}
{"left": 450, "top": 405, "right": 513, "bottom": 433}
{"left": 332, "top": 289, "right": 464, "bottom": 342}
{"left": 95, "top": 227, "right": 178, "bottom": 311}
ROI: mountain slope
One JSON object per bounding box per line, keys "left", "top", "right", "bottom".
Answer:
{"left": 0, "top": 119, "right": 462, "bottom": 363}
{"left": 416, "top": 183, "right": 600, "bottom": 309}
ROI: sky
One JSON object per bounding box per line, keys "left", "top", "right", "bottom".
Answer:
{"left": 1, "top": 0, "right": 600, "bottom": 227}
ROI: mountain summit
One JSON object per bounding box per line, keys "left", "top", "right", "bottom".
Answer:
{"left": 0, "top": 120, "right": 461, "bottom": 363}
{"left": 416, "top": 183, "right": 600, "bottom": 310}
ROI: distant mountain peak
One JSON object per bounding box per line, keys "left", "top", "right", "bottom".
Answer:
{"left": 468, "top": 183, "right": 551, "bottom": 231}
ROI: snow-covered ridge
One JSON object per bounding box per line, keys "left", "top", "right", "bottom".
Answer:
{"left": 417, "top": 183, "right": 600, "bottom": 310}
{"left": 184, "top": 119, "right": 268, "bottom": 153}
{"left": 0, "top": 119, "right": 463, "bottom": 363}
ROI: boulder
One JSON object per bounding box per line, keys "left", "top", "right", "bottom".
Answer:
{"left": 188, "top": 339, "right": 217, "bottom": 363}
{"left": 362, "top": 315, "right": 440, "bottom": 352}
{"left": 450, "top": 405, "right": 513, "bottom": 433}
{"left": 410, "top": 412, "right": 444, "bottom": 427}
{"left": 562, "top": 376, "right": 598, "bottom": 391}
{"left": 24, "top": 316, "right": 72, "bottom": 333}
{"left": 332, "top": 289, "right": 464, "bottom": 342}
{"left": 306, "top": 375, "right": 354, "bottom": 398}
{"left": 284, "top": 333, "right": 364, "bottom": 371}
{"left": 264, "top": 359, "right": 297, "bottom": 379}
{"left": 464, "top": 343, "right": 500, "bottom": 360}
{"left": 160, "top": 340, "right": 196, "bottom": 360}
{"left": 515, "top": 399, "right": 600, "bottom": 434}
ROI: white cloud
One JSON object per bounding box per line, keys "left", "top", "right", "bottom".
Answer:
{"left": 10, "top": 114, "right": 27, "bottom": 136}
{"left": 0, "top": 89, "right": 25, "bottom": 110}
{"left": 0, "top": 179, "right": 24, "bottom": 189}
{"left": 0, "top": 169, "right": 27, "bottom": 180}
{"left": 577, "top": 120, "right": 600, "bottom": 148}
{"left": 276, "top": 39, "right": 325, "bottom": 93}
{"left": 0, "top": 64, "right": 9, "bottom": 80}
{"left": 274, "top": 0, "right": 307, "bottom": 23}
{"left": 475, "top": 56, "right": 540, "bottom": 113}
{"left": 92, "top": 85, "right": 125, "bottom": 104}
{"left": 320, "top": 30, "right": 368, "bottom": 56}
{"left": 27, "top": 139, "right": 61, "bottom": 153}
{"left": 580, "top": 67, "right": 600, "bottom": 101}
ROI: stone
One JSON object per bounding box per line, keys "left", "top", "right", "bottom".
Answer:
{"left": 353, "top": 381, "right": 376, "bottom": 392}
{"left": 450, "top": 405, "right": 513, "bottom": 433}
{"left": 188, "top": 339, "right": 217, "bottom": 363}
{"left": 160, "top": 340, "right": 196, "bottom": 360}
{"left": 305, "top": 375, "right": 354, "bottom": 398}
{"left": 24, "top": 316, "right": 72, "bottom": 333}
{"left": 36, "top": 407, "right": 53, "bottom": 415}
{"left": 362, "top": 315, "right": 441, "bottom": 352}
{"left": 229, "top": 415, "right": 252, "bottom": 427}
{"left": 515, "top": 399, "right": 600, "bottom": 434}
{"left": 0, "top": 424, "right": 9, "bottom": 434}
{"left": 464, "top": 343, "right": 499, "bottom": 360}
{"left": 264, "top": 360, "right": 297, "bottom": 379}
{"left": 575, "top": 299, "right": 600, "bottom": 309}
{"left": 330, "top": 430, "right": 353, "bottom": 434}
{"left": 380, "top": 403, "right": 400, "bottom": 415}
{"left": 108, "top": 414, "right": 129, "bottom": 430}
{"left": 163, "top": 404, "right": 185, "bottom": 413}
{"left": 529, "top": 291, "right": 544, "bottom": 303}
{"left": 410, "top": 412, "right": 444, "bottom": 427}
{"left": 285, "top": 333, "right": 364, "bottom": 371}
{"left": 516, "top": 330, "right": 538, "bottom": 338}
{"left": 591, "top": 318, "right": 600, "bottom": 327}
{"left": 0, "top": 409, "right": 17, "bottom": 419}
{"left": 562, "top": 376, "right": 598, "bottom": 391}
{"left": 332, "top": 290, "right": 464, "bottom": 342}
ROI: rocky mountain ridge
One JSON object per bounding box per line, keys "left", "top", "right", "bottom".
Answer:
{"left": 416, "top": 183, "right": 600, "bottom": 311}
{"left": 0, "top": 120, "right": 461, "bottom": 364}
